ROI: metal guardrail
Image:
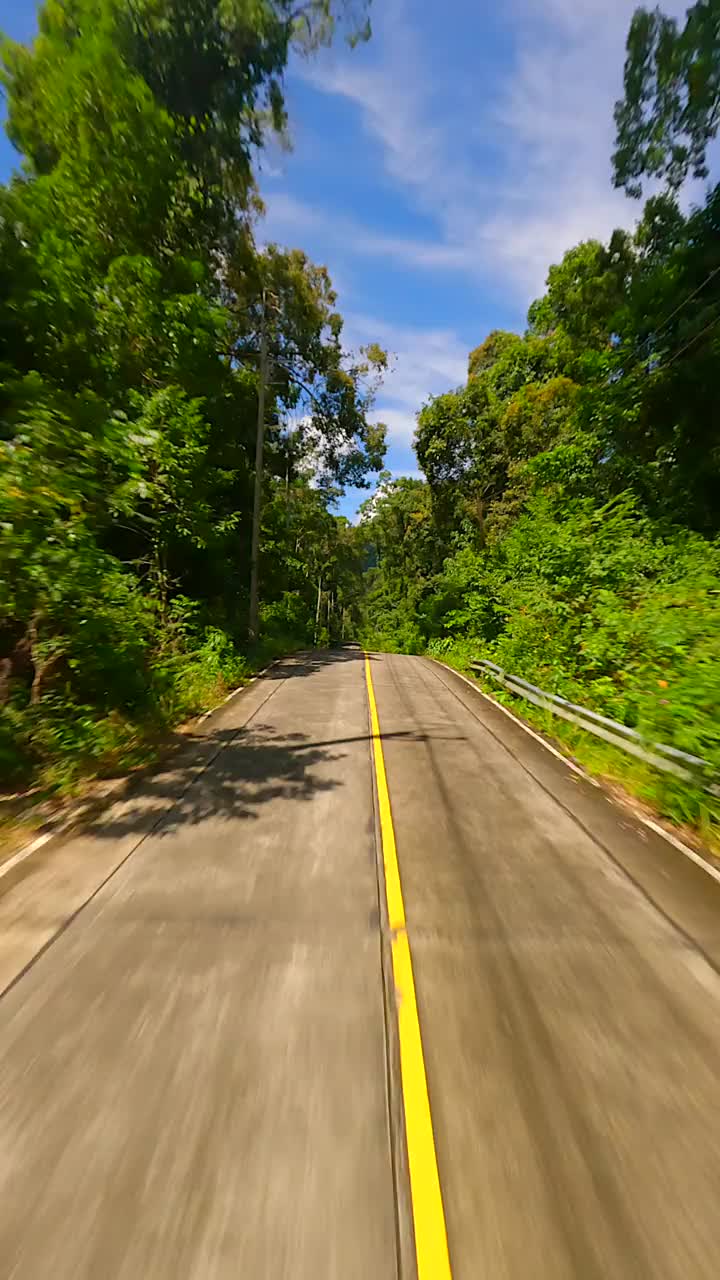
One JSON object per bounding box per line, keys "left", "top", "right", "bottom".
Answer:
{"left": 470, "top": 659, "right": 720, "bottom": 797}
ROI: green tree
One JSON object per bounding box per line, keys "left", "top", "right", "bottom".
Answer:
{"left": 613, "top": 0, "right": 720, "bottom": 197}
{"left": 358, "top": 478, "right": 435, "bottom": 653}
{"left": 0, "top": 0, "right": 380, "bottom": 789}
{"left": 362, "top": 213, "right": 720, "bottom": 836}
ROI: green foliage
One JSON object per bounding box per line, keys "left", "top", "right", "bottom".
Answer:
{"left": 358, "top": 174, "right": 720, "bottom": 843}
{"left": 613, "top": 0, "right": 720, "bottom": 197}
{"left": 1, "top": 0, "right": 371, "bottom": 243}
{"left": 397, "top": 496, "right": 720, "bottom": 837}
{"left": 0, "top": 0, "right": 380, "bottom": 794}
{"left": 356, "top": 478, "right": 436, "bottom": 652}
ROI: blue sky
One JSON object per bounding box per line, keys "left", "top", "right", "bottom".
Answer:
{"left": 0, "top": 0, "right": 690, "bottom": 517}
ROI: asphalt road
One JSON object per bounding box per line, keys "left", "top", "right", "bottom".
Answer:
{"left": 1, "top": 648, "right": 720, "bottom": 1278}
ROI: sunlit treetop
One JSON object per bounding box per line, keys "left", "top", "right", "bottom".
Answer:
{"left": 613, "top": 0, "right": 720, "bottom": 197}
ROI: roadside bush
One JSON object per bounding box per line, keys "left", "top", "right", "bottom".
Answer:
{"left": 423, "top": 496, "right": 720, "bottom": 840}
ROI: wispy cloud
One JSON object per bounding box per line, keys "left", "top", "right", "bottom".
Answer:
{"left": 476, "top": 0, "right": 650, "bottom": 293}
{"left": 260, "top": 192, "right": 472, "bottom": 274}
{"left": 297, "top": 2, "right": 443, "bottom": 196}
{"left": 289, "top": 0, "right": 691, "bottom": 303}
{"left": 257, "top": 186, "right": 469, "bottom": 456}
{"left": 367, "top": 408, "right": 417, "bottom": 447}
{"left": 280, "top": 312, "right": 467, "bottom": 461}
{"left": 344, "top": 313, "right": 467, "bottom": 453}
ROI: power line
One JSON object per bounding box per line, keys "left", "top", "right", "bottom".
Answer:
{"left": 660, "top": 311, "right": 720, "bottom": 371}
{"left": 641, "top": 262, "right": 720, "bottom": 351}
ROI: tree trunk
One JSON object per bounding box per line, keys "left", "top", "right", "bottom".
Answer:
{"left": 248, "top": 303, "right": 269, "bottom": 644}
{"left": 314, "top": 575, "right": 322, "bottom": 647}
{"left": 30, "top": 652, "right": 64, "bottom": 705}
{"left": 0, "top": 657, "right": 12, "bottom": 708}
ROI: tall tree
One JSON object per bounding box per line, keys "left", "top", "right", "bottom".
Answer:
{"left": 613, "top": 0, "right": 720, "bottom": 197}
{"left": 0, "top": 0, "right": 381, "bottom": 788}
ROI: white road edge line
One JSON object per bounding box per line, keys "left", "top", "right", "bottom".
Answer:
{"left": 428, "top": 659, "right": 593, "bottom": 781}
{"left": 0, "top": 830, "right": 55, "bottom": 880}
{"left": 638, "top": 817, "right": 720, "bottom": 886}
{"left": 0, "top": 658, "right": 287, "bottom": 881}
{"left": 427, "top": 657, "right": 720, "bottom": 888}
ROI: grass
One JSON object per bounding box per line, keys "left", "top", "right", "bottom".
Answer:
{"left": 426, "top": 641, "right": 720, "bottom": 857}
{"left": 0, "top": 632, "right": 304, "bottom": 852}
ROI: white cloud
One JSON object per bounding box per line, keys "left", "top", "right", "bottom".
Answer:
{"left": 475, "top": 0, "right": 645, "bottom": 293}
{"left": 260, "top": 192, "right": 472, "bottom": 275}
{"left": 344, "top": 313, "right": 467, "bottom": 452}
{"left": 271, "top": 307, "right": 466, "bottom": 463}
{"left": 289, "top": 0, "right": 693, "bottom": 303}
{"left": 368, "top": 407, "right": 417, "bottom": 446}
{"left": 348, "top": 314, "right": 466, "bottom": 397}
{"left": 297, "top": 2, "right": 442, "bottom": 196}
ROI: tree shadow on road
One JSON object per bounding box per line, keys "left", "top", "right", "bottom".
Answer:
{"left": 261, "top": 647, "right": 365, "bottom": 680}
{"left": 88, "top": 723, "right": 450, "bottom": 843}
{"left": 70, "top": 647, "right": 460, "bottom": 845}
{"left": 84, "top": 725, "right": 343, "bottom": 842}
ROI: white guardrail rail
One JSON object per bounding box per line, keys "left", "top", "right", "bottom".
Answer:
{"left": 470, "top": 659, "right": 720, "bottom": 798}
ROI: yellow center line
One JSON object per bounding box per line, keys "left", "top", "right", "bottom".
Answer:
{"left": 364, "top": 654, "right": 453, "bottom": 1280}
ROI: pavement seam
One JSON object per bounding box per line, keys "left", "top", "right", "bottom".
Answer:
{"left": 429, "top": 657, "right": 720, "bottom": 882}
{"left": 0, "top": 676, "right": 285, "bottom": 1004}
{"left": 365, "top": 655, "right": 453, "bottom": 1280}
{"left": 422, "top": 657, "right": 720, "bottom": 982}
{"left": 366, "top": 670, "right": 415, "bottom": 1280}
{"left": 0, "top": 654, "right": 294, "bottom": 877}
{"left": 363, "top": 660, "right": 415, "bottom": 1280}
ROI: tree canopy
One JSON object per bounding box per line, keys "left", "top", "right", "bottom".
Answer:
{"left": 358, "top": 167, "right": 720, "bottom": 841}
{"left": 3, "top": 0, "right": 718, "bottom": 850}
{"left": 0, "top": 0, "right": 381, "bottom": 789}
{"left": 613, "top": 0, "right": 720, "bottom": 197}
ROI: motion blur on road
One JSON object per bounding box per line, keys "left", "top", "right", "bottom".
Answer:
{"left": 1, "top": 650, "right": 720, "bottom": 1278}
{"left": 2, "top": 0, "right": 720, "bottom": 1275}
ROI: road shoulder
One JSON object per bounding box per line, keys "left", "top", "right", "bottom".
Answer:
{"left": 0, "top": 669, "right": 282, "bottom": 997}
{"left": 427, "top": 658, "right": 720, "bottom": 971}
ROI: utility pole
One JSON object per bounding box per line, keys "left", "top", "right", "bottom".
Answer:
{"left": 248, "top": 292, "right": 268, "bottom": 644}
